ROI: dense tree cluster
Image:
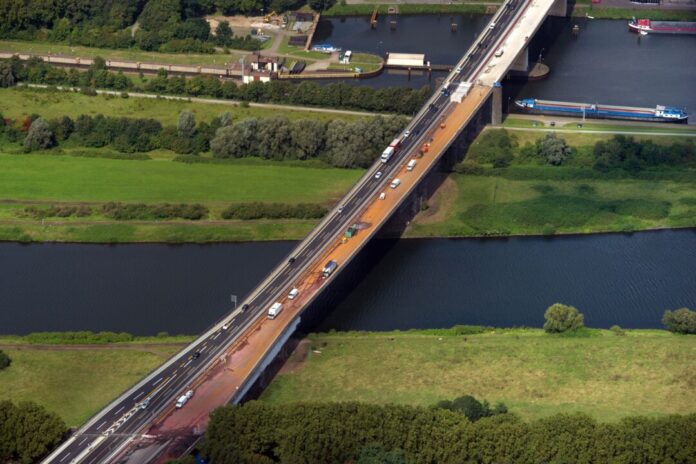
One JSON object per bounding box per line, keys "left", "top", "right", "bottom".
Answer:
{"left": 543, "top": 303, "right": 585, "bottom": 333}
{"left": 0, "top": 0, "right": 336, "bottom": 54}
{"left": 2, "top": 58, "right": 430, "bottom": 115}
{"left": 202, "top": 401, "right": 696, "bottom": 464}
{"left": 211, "top": 115, "right": 406, "bottom": 167}
{"left": 0, "top": 401, "right": 66, "bottom": 464}
{"left": 593, "top": 135, "right": 696, "bottom": 172}
{"left": 221, "top": 202, "right": 327, "bottom": 220}
{"left": 662, "top": 307, "right": 696, "bottom": 334}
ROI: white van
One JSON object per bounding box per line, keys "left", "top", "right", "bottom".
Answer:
{"left": 288, "top": 288, "right": 299, "bottom": 300}
{"left": 390, "top": 179, "right": 401, "bottom": 189}
{"left": 379, "top": 192, "right": 386, "bottom": 200}
{"left": 268, "top": 302, "right": 283, "bottom": 319}
{"left": 407, "top": 159, "right": 417, "bottom": 171}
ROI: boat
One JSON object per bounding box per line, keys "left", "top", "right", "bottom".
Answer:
{"left": 310, "top": 43, "right": 342, "bottom": 53}
{"left": 586, "top": 13, "right": 595, "bottom": 19}
{"left": 628, "top": 17, "right": 696, "bottom": 35}
{"left": 514, "top": 98, "right": 688, "bottom": 123}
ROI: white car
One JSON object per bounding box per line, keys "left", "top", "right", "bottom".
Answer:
{"left": 489, "top": 22, "right": 496, "bottom": 29}
{"left": 455, "top": 66, "right": 462, "bottom": 73}
{"left": 390, "top": 179, "right": 401, "bottom": 189}
{"left": 222, "top": 321, "right": 231, "bottom": 330}
{"left": 288, "top": 288, "right": 299, "bottom": 300}
{"left": 337, "top": 205, "right": 344, "bottom": 213}
{"left": 403, "top": 130, "right": 411, "bottom": 138}
{"left": 379, "top": 192, "right": 386, "bottom": 200}
{"left": 374, "top": 171, "right": 383, "bottom": 179}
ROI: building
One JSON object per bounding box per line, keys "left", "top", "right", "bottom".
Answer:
{"left": 385, "top": 53, "right": 426, "bottom": 67}
{"left": 249, "top": 52, "right": 281, "bottom": 73}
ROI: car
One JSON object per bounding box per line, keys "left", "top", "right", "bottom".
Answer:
{"left": 139, "top": 398, "right": 150, "bottom": 410}
{"left": 489, "top": 21, "right": 496, "bottom": 29}
{"left": 403, "top": 130, "right": 411, "bottom": 138}
{"left": 337, "top": 205, "right": 345, "bottom": 213}
{"left": 288, "top": 256, "right": 296, "bottom": 264}
{"left": 455, "top": 66, "right": 462, "bottom": 73}
{"left": 379, "top": 192, "right": 386, "bottom": 200}
{"left": 192, "top": 351, "right": 201, "bottom": 359}
{"left": 374, "top": 171, "right": 383, "bottom": 179}
{"left": 185, "top": 390, "right": 194, "bottom": 399}
{"left": 390, "top": 179, "right": 401, "bottom": 189}
{"left": 288, "top": 288, "right": 299, "bottom": 299}
{"left": 222, "top": 321, "right": 231, "bottom": 330}
{"left": 441, "top": 88, "right": 450, "bottom": 97}
{"left": 241, "top": 303, "right": 250, "bottom": 312}
{"left": 429, "top": 103, "right": 438, "bottom": 112}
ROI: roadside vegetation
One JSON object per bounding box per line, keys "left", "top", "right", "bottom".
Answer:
{"left": 0, "top": 400, "right": 66, "bottom": 464}
{"left": 0, "top": 336, "right": 189, "bottom": 427}
{"left": 261, "top": 323, "right": 696, "bottom": 422}
{"left": 408, "top": 127, "right": 696, "bottom": 238}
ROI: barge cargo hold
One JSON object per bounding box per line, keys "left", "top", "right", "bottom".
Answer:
{"left": 628, "top": 18, "right": 696, "bottom": 35}
{"left": 514, "top": 99, "right": 688, "bottom": 123}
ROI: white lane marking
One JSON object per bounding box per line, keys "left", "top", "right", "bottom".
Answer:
{"left": 96, "top": 421, "right": 107, "bottom": 430}
{"left": 152, "top": 377, "right": 163, "bottom": 386}
{"left": 212, "top": 333, "right": 220, "bottom": 340}
{"left": 183, "top": 359, "right": 192, "bottom": 368}
{"left": 58, "top": 452, "right": 71, "bottom": 462}
{"left": 78, "top": 437, "right": 89, "bottom": 446}
{"left": 133, "top": 391, "right": 145, "bottom": 400}
{"left": 113, "top": 406, "right": 124, "bottom": 415}
{"left": 199, "top": 346, "right": 207, "bottom": 353}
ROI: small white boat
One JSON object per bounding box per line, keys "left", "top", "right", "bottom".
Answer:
{"left": 640, "top": 30, "right": 648, "bottom": 36}
{"left": 586, "top": 13, "right": 595, "bottom": 19}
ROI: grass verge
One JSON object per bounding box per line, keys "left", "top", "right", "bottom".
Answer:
{"left": 0, "top": 87, "right": 365, "bottom": 125}
{"left": 260, "top": 328, "right": 696, "bottom": 422}
{"left": 0, "top": 342, "right": 189, "bottom": 427}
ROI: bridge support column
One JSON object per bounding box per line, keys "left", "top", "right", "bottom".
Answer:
{"left": 549, "top": 0, "right": 567, "bottom": 17}
{"left": 491, "top": 83, "right": 503, "bottom": 125}
{"left": 510, "top": 47, "right": 529, "bottom": 73}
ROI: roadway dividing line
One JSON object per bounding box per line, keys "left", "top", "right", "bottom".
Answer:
{"left": 152, "top": 377, "right": 163, "bottom": 387}
{"left": 58, "top": 452, "right": 70, "bottom": 463}
{"left": 133, "top": 391, "right": 145, "bottom": 400}
{"left": 77, "top": 438, "right": 89, "bottom": 446}
{"left": 113, "top": 407, "right": 125, "bottom": 416}
{"left": 95, "top": 421, "right": 106, "bottom": 431}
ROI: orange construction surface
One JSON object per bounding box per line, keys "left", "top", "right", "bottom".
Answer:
{"left": 136, "top": 85, "right": 492, "bottom": 461}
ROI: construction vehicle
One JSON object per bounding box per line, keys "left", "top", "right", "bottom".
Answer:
{"left": 344, "top": 224, "right": 358, "bottom": 239}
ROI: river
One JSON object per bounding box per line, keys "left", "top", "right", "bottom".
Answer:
{"left": 2, "top": 230, "right": 694, "bottom": 335}
{"left": 315, "top": 16, "right": 696, "bottom": 118}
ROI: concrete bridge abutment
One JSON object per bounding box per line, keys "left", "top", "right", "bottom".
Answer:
{"left": 549, "top": 0, "right": 568, "bottom": 17}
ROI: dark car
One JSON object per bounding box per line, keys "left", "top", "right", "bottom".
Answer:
{"left": 288, "top": 256, "right": 296, "bottom": 264}
{"left": 192, "top": 351, "right": 201, "bottom": 359}
{"left": 241, "top": 304, "right": 250, "bottom": 312}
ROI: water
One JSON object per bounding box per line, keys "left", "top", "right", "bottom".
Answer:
{"left": 1, "top": 230, "right": 694, "bottom": 335}
{"left": 317, "top": 16, "right": 696, "bottom": 117}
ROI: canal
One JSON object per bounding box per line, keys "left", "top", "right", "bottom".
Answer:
{"left": 2, "top": 230, "right": 694, "bottom": 335}
{"left": 316, "top": 16, "right": 696, "bottom": 118}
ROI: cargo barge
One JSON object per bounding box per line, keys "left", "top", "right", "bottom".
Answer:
{"left": 628, "top": 18, "right": 696, "bottom": 35}
{"left": 514, "top": 99, "right": 688, "bottom": 123}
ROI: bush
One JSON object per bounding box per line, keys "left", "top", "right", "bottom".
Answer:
{"left": 436, "top": 395, "right": 508, "bottom": 422}
{"left": 23, "top": 331, "right": 135, "bottom": 344}
{"left": 23, "top": 117, "right": 55, "bottom": 151}
{"left": 662, "top": 307, "right": 696, "bottom": 334}
{"left": 22, "top": 205, "right": 92, "bottom": 219}
{"left": 221, "top": 202, "right": 327, "bottom": 220}
{"left": 543, "top": 303, "right": 585, "bottom": 333}
{"left": 610, "top": 325, "right": 626, "bottom": 336}
{"left": 0, "top": 350, "right": 11, "bottom": 370}
{"left": 101, "top": 202, "right": 208, "bottom": 220}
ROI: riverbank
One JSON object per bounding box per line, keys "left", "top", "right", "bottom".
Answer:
{"left": 323, "top": 2, "right": 696, "bottom": 20}
{"left": 260, "top": 327, "right": 696, "bottom": 422}
{"left": 0, "top": 337, "right": 191, "bottom": 426}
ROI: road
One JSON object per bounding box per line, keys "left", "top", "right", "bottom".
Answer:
{"left": 42, "top": 1, "right": 529, "bottom": 462}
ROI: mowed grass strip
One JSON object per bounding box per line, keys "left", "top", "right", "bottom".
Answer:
{"left": 0, "top": 154, "right": 362, "bottom": 204}
{"left": 0, "top": 88, "right": 364, "bottom": 125}
{"left": 407, "top": 174, "right": 696, "bottom": 237}
{"left": 0, "top": 39, "right": 240, "bottom": 66}
{"left": 260, "top": 329, "right": 696, "bottom": 422}
{"left": 0, "top": 345, "right": 183, "bottom": 427}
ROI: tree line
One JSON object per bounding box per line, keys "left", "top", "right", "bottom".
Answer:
{"left": 0, "top": 401, "right": 66, "bottom": 464}
{"left": 1, "top": 57, "right": 431, "bottom": 115}
{"left": 200, "top": 401, "right": 696, "bottom": 463}
{"left": 1, "top": 102, "right": 406, "bottom": 169}
{"left": 0, "top": 0, "right": 338, "bottom": 54}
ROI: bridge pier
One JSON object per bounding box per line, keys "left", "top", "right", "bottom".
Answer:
{"left": 549, "top": 0, "right": 568, "bottom": 17}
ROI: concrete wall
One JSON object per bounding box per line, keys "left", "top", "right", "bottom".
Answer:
{"left": 549, "top": 0, "right": 568, "bottom": 17}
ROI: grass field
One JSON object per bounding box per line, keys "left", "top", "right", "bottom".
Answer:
{"left": 0, "top": 342, "right": 187, "bottom": 426}
{"left": 0, "top": 88, "right": 364, "bottom": 125}
{"left": 0, "top": 39, "right": 242, "bottom": 66}
{"left": 260, "top": 328, "right": 696, "bottom": 422}
{"left": 407, "top": 173, "right": 696, "bottom": 237}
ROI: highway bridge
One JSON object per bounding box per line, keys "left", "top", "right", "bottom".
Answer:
{"left": 41, "top": 0, "right": 566, "bottom": 462}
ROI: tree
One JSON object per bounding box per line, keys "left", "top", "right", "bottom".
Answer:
{"left": 0, "top": 400, "right": 66, "bottom": 463}
{"left": 543, "top": 303, "right": 584, "bottom": 333}
{"left": 436, "top": 395, "right": 508, "bottom": 422}
{"left": 662, "top": 307, "right": 696, "bottom": 334}
{"left": 357, "top": 443, "right": 410, "bottom": 464}
{"left": 0, "top": 350, "right": 10, "bottom": 370}
{"left": 537, "top": 132, "right": 572, "bottom": 165}
{"left": 24, "top": 118, "right": 55, "bottom": 152}
{"left": 0, "top": 61, "right": 15, "bottom": 88}
{"left": 215, "top": 20, "right": 233, "bottom": 47}
{"left": 177, "top": 110, "right": 196, "bottom": 138}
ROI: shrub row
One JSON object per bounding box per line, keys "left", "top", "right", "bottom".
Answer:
{"left": 22, "top": 205, "right": 92, "bottom": 219}
{"left": 23, "top": 331, "right": 135, "bottom": 344}
{"left": 101, "top": 202, "right": 208, "bottom": 220}
{"left": 221, "top": 202, "right": 328, "bottom": 220}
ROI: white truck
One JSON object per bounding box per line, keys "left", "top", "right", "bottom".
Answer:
{"left": 268, "top": 302, "right": 283, "bottom": 319}
{"left": 322, "top": 260, "right": 338, "bottom": 278}
{"left": 380, "top": 138, "right": 402, "bottom": 163}
{"left": 175, "top": 390, "right": 194, "bottom": 408}
{"left": 407, "top": 159, "right": 417, "bottom": 171}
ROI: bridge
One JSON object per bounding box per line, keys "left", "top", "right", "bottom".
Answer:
{"left": 41, "top": 0, "right": 567, "bottom": 462}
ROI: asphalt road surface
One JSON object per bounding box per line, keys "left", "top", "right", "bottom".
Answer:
{"left": 43, "top": 2, "right": 526, "bottom": 462}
